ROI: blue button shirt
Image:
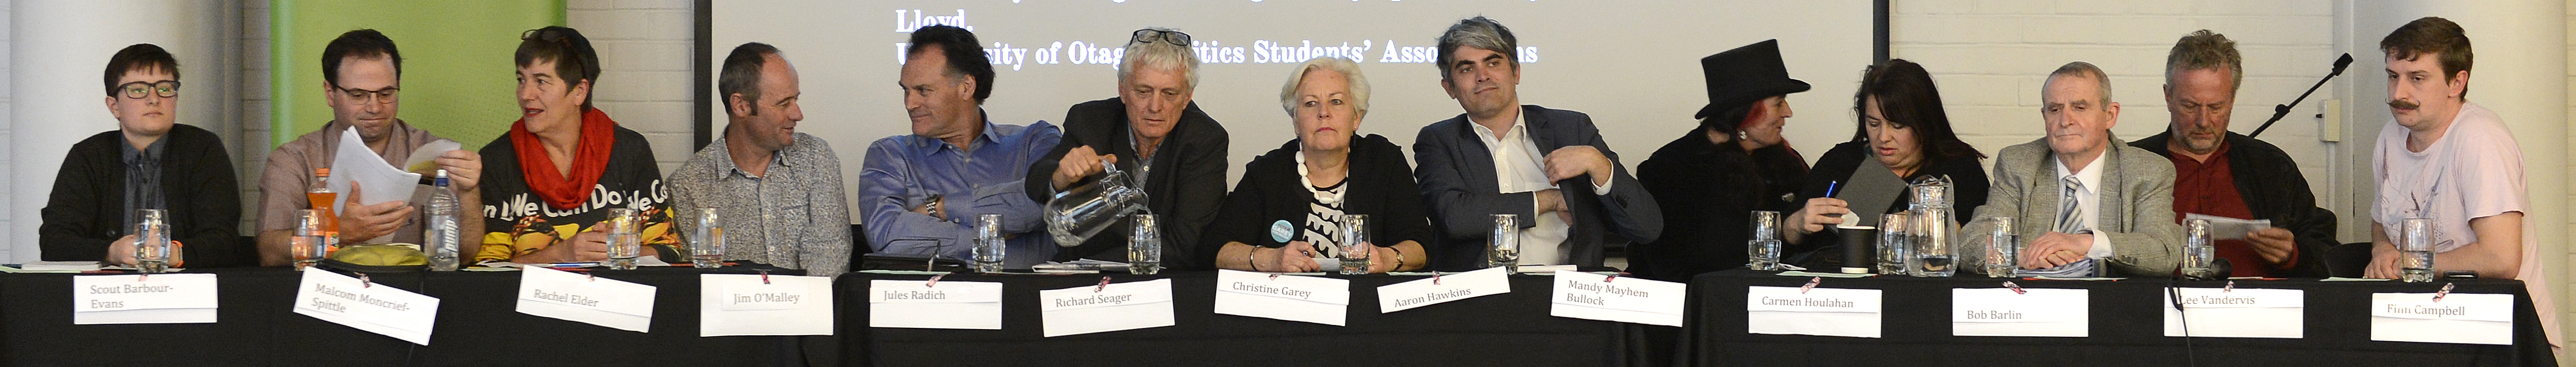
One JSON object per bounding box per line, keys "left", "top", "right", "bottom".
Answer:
{"left": 858, "top": 119, "right": 1064, "bottom": 268}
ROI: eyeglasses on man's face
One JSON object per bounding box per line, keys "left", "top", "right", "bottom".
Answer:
{"left": 333, "top": 83, "right": 400, "bottom": 104}
{"left": 117, "top": 80, "right": 181, "bottom": 99}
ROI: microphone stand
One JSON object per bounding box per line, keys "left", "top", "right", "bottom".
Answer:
{"left": 2248, "top": 54, "right": 2354, "bottom": 139}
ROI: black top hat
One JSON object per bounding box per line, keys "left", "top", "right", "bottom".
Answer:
{"left": 1695, "top": 40, "right": 1811, "bottom": 120}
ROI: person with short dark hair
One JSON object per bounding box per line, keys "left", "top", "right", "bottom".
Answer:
{"left": 669, "top": 42, "right": 855, "bottom": 274}
{"left": 254, "top": 29, "right": 486, "bottom": 268}
{"left": 476, "top": 26, "right": 684, "bottom": 264}
{"left": 857, "top": 26, "right": 1064, "bottom": 270}
{"left": 2129, "top": 30, "right": 2336, "bottom": 278}
{"left": 41, "top": 43, "right": 248, "bottom": 268}
{"left": 1024, "top": 27, "right": 1228, "bottom": 269}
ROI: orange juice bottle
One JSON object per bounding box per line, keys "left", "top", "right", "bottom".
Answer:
{"left": 307, "top": 168, "right": 340, "bottom": 252}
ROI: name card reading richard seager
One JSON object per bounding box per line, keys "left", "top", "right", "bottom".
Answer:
{"left": 700, "top": 274, "right": 834, "bottom": 336}
{"left": 1745, "top": 285, "right": 1882, "bottom": 338}
{"left": 291, "top": 268, "right": 442, "bottom": 345}
{"left": 1952, "top": 288, "right": 2088, "bottom": 337}
{"left": 72, "top": 273, "right": 219, "bottom": 325}
{"left": 2162, "top": 288, "right": 2303, "bottom": 339}
{"left": 2371, "top": 292, "right": 2513, "bottom": 345}
{"left": 1549, "top": 272, "right": 1686, "bottom": 326}
{"left": 1377, "top": 267, "right": 1511, "bottom": 313}
{"left": 1040, "top": 278, "right": 1175, "bottom": 337}
{"left": 869, "top": 279, "right": 1003, "bottom": 330}
{"left": 1213, "top": 270, "right": 1350, "bottom": 326}
{"left": 515, "top": 266, "right": 657, "bottom": 332}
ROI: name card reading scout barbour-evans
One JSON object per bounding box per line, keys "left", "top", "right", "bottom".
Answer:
{"left": 869, "top": 279, "right": 1003, "bottom": 330}
{"left": 291, "top": 268, "right": 442, "bottom": 345}
{"left": 1040, "top": 278, "right": 1175, "bottom": 337}
{"left": 1377, "top": 267, "right": 1512, "bottom": 313}
{"left": 73, "top": 273, "right": 219, "bottom": 325}
{"left": 515, "top": 266, "right": 657, "bottom": 332}
{"left": 1745, "top": 285, "right": 1882, "bottom": 338}
{"left": 1213, "top": 270, "right": 1351, "bottom": 326}
{"left": 2161, "top": 287, "right": 2303, "bottom": 339}
{"left": 1952, "top": 287, "right": 2088, "bottom": 337}
{"left": 700, "top": 274, "right": 834, "bottom": 336}
{"left": 1550, "top": 272, "right": 1686, "bottom": 326}
{"left": 2371, "top": 292, "right": 2513, "bottom": 345}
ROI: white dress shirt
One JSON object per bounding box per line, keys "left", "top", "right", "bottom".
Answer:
{"left": 2051, "top": 149, "right": 2115, "bottom": 259}
{"left": 1468, "top": 113, "right": 1599, "bottom": 265}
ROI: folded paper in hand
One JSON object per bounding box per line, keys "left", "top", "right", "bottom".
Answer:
{"left": 326, "top": 128, "right": 422, "bottom": 216}
{"left": 2184, "top": 213, "right": 2271, "bottom": 240}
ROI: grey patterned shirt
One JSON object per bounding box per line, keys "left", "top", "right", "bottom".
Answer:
{"left": 666, "top": 133, "right": 853, "bottom": 275}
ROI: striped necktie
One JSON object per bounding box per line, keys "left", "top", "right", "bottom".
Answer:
{"left": 2056, "top": 175, "right": 2085, "bottom": 234}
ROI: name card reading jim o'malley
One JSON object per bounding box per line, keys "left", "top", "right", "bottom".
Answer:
{"left": 700, "top": 274, "right": 835, "bottom": 336}
{"left": 1377, "top": 267, "right": 1512, "bottom": 313}
{"left": 1549, "top": 273, "right": 1686, "bottom": 326}
{"left": 2162, "top": 288, "right": 2303, "bottom": 339}
{"left": 1214, "top": 270, "right": 1351, "bottom": 326}
{"left": 1952, "top": 287, "right": 2088, "bottom": 337}
{"left": 1040, "top": 278, "right": 1175, "bottom": 337}
{"left": 2371, "top": 292, "right": 2513, "bottom": 345}
{"left": 1745, "top": 285, "right": 1882, "bottom": 338}
{"left": 73, "top": 273, "right": 220, "bottom": 325}
{"left": 515, "top": 266, "right": 657, "bottom": 332}
{"left": 291, "top": 268, "right": 442, "bottom": 345}
{"left": 869, "top": 279, "right": 1003, "bottom": 330}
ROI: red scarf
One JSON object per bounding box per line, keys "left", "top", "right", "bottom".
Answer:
{"left": 509, "top": 108, "right": 618, "bottom": 210}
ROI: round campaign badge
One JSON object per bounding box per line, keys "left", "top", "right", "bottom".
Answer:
{"left": 1269, "top": 220, "right": 1295, "bottom": 243}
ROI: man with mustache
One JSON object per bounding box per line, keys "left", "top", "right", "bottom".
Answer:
{"left": 1958, "top": 61, "right": 2184, "bottom": 278}
{"left": 864, "top": 26, "right": 1064, "bottom": 270}
{"left": 2128, "top": 30, "right": 2337, "bottom": 278}
{"left": 670, "top": 42, "right": 856, "bottom": 275}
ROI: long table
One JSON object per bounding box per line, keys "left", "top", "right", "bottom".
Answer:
{"left": 1682, "top": 269, "right": 2558, "bottom": 366}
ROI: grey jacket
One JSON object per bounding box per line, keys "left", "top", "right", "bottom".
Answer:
{"left": 1961, "top": 133, "right": 2184, "bottom": 277}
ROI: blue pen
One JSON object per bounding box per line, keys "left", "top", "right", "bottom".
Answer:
{"left": 1825, "top": 181, "right": 1841, "bottom": 197}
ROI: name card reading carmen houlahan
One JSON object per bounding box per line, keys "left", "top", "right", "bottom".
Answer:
{"left": 1549, "top": 272, "right": 1686, "bottom": 326}
{"left": 1744, "top": 285, "right": 1883, "bottom": 338}
{"left": 1376, "top": 266, "right": 1512, "bottom": 313}
{"left": 700, "top": 273, "right": 835, "bottom": 336}
{"left": 1213, "top": 270, "right": 1351, "bottom": 326}
{"left": 73, "top": 273, "right": 220, "bottom": 325}
{"left": 515, "top": 266, "right": 657, "bottom": 332}
{"left": 869, "top": 279, "right": 1004, "bottom": 330}
{"left": 1951, "top": 287, "right": 2088, "bottom": 337}
{"left": 291, "top": 268, "right": 442, "bottom": 345}
{"left": 2371, "top": 292, "right": 2513, "bottom": 345}
{"left": 1040, "top": 278, "right": 1175, "bottom": 337}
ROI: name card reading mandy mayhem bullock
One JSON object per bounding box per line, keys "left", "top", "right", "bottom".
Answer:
{"left": 1550, "top": 272, "right": 1686, "bottom": 326}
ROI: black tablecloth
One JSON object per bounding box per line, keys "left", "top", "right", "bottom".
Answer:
{"left": 0, "top": 265, "right": 814, "bottom": 367}
{"left": 836, "top": 271, "right": 1649, "bottom": 367}
{"left": 1683, "top": 269, "right": 2558, "bottom": 366}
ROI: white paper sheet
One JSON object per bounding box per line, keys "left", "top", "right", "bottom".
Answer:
{"left": 2161, "top": 288, "right": 2303, "bottom": 338}
{"left": 1549, "top": 272, "right": 1687, "bottom": 326}
{"left": 699, "top": 274, "right": 835, "bottom": 336}
{"left": 2183, "top": 213, "right": 2273, "bottom": 240}
{"left": 400, "top": 139, "right": 464, "bottom": 175}
{"left": 1039, "top": 278, "right": 1175, "bottom": 337}
{"left": 2370, "top": 292, "right": 2513, "bottom": 345}
{"left": 514, "top": 267, "right": 657, "bottom": 332}
{"left": 1213, "top": 270, "right": 1350, "bottom": 326}
{"left": 1377, "top": 267, "right": 1512, "bottom": 313}
{"left": 1951, "top": 288, "right": 2088, "bottom": 337}
{"left": 1745, "top": 285, "right": 1882, "bottom": 338}
{"left": 326, "top": 128, "right": 423, "bottom": 241}
{"left": 290, "top": 268, "right": 442, "bottom": 345}
{"left": 72, "top": 274, "right": 219, "bottom": 325}
{"left": 869, "top": 279, "right": 1004, "bottom": 330}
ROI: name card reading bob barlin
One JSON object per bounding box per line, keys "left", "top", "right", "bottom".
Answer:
{"left": 700, "top": 274, "right": 835, "bottom": 336}
{"left": 291, "top": 268, "right": 442, "bottom": 345}
{"left": 1952, "top": 287, "right": 2087, "bottom": 337}
{"left": 1549, "top": 272, "right": 1686, "bottom": 326}
{"left": 2162, "top": 288, "right": 2303, "bottom": 339}
{"left": 515, "top": 266, "right": 657, "bottom": 332}
{"left": 1213, "top": 270, "right": 1351, "bottom": 326}
{"left": 1744, "top": 285, "right": 1882, "bottom": 338}
{"left": 2371, "top": 292, "right": 2513, "bottom": 345}
{"left": 869, "top": 279, "right": 1003, "bottom": 330}
{"left": 73, "top": 273, "right": 219, "bottom": 325}
{"left": 1377, "top": 267, "right": 1512, "bottom": 313}
{"left": 1040, "top": 278, "right": 1175, "bottom": 337}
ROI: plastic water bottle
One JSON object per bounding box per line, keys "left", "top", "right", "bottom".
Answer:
{"left": 424, "top": 170, "right": 461, "bottom": 271}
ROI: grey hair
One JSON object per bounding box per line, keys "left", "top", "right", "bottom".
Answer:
{"left": 1119, "top": 27, "right": 1201, "bottom": 90}
{"left": 1433, "top": 16, "right": 1517, "bottom": 80}
{"left": 2164, "top": 30, "right": 2242, "bottom": 93}
{"left": 2044, "top": 61, "right": 2113, "bottom": 104}
{"left": 1278, "top": 56, "right": 1371, "bottom": 117}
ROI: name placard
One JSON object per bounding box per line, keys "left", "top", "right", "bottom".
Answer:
{"left": 1951, "top": 288, "right": 2087, "bottom": 337}
{"left": 1213, "top": 270, "right": 1350, "bottom": 326}
{"left": 515, "top": 267, "right": 656, "bottom": 332}
{"left": 1377, "top": 267, "right": 1512, "bottom": 313}
{"left": 869, "top": 279, "right": 1003, "bottom": 330}
{"left": 1549, "top": 273, "right": 1686, "bottom": 326}
{"left": 700, "top": 274, "right": 835, "bottom": 336}
{"left": 2370, "top": 292, "right": 2513, "bottom": 345}
{"left": 290, "top": 268, "right": 442, "bottom": 345}
{"left": 1039, "top": 278, "right": 1175, "bottom": 337}
{"left": 2161, "top": 288, "right": 2303, "bottom": 339}
{"left": 1745, "top": 285, "right": 1882, "bottom": 338}
{"left": 72, "top": 274, "right": 219, "bottom": 325}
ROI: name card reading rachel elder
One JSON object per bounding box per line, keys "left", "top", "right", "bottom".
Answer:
{"left": 1040, "top": 278, "right": 1175, "bottom": 337}
{"left": 1952, "top": 288, "right": 2088, "bottom": 337}
{"left": 1213, "top": 270, "right": 1351, "bottom": 326}
{"left": 291, "top": 268, "right": 442, "bottom": 345}
{"left": 2161, "top": 288, "right": 2303, "bottom": 339}
{"left": 515, "top": 266, "right": 657, "bottom": 332}
{"left": 2370, "top": 292, "right": 2513, "bottom": 345}
{"left": 1744, "top": 285, "right": 1882, "bottom": 338}
{"left": 1377, "top": 267, "right": 1511, "bottom": 313}
{"left": 869, "top": 279, "right": 1003, "bottom": 330}
{"left": 1549, "top": 272, "right": 1686, "bottom": 326}
{"left": 699, "top": 274, "right": 834, "bottom": 336}
{"left": 72, "top": 273, "right": 219, "bottom": 325}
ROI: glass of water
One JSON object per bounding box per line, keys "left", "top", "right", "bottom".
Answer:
{"left": 292, "top": 209, "right": 329, "bottom": 270}
{"left": 1747, "top": 211, "right": 1783, "bottom": 271}
{"left": 1337, "top": 215, "right": 1373, "bottom": 275}
{"left": 1984, "top": 217, "right": 2019, "bottom": 278}
{"left": 132, "top": 209, "right": 172, "bottom": 273}
{"left": 2399, "top": 218, "right": 2435, "bottom": 282}
{"left": 690, "top": 208, "right": 724, "bottom": 269}
{"left": 974, "top": 214, "right": 1006, "bottom": 273}
{"left": 1128, "top": 213, "right": 1161, "bottom": 275}
{"left": 1876, "top": 212, "right": 1912, "bottom": 275}
{"left": 603, "top": 208, "right": 642, "bottom": 270}
{"left": 1490, "top": 214, "right": 1521, "bottom": 273}
{"left": 2181, "top": 218, "right": 2214, "bottom": 278}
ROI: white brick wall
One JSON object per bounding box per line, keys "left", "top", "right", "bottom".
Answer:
{"left": 1, "top": 1, "right": 13, "bottom": 261}
{"left": 239, "top": 0, "right": 271, "bottom": 233}
{"left": 570, "top": 0, "right": 697, "bottom": 175}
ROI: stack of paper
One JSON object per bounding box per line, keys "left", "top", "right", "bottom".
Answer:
{"left": 2014, "top": 258, "right": 2102, "bottom": 278}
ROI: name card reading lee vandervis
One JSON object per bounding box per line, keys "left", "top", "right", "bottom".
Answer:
{"left": 1952, "top": 288, "right": 2088, "bottom": 337}
{"left": 1745, "top": 285, "right": 1882, "bottom": 338}
{"left": 515, "top": 266, "right": 657, "bottom": 332}
{"left": 1040, "top": 278, "right": 1175, "bottom": 337}
{"left": 2371, "top": 292, "right": 2513, "bottom": 345}
{"left": 1377, "top": 267, "right": 1511, "bottom": 313}
{"left": 1213, "top": 270, "right": 1351, "bottom": 326}
{"left": 2161, "top": 288, "right": 2303, "bottom": 339}
{"left": 700, "top": 274, "right": 834, "bottom": 336}
{"left": 869, "top": 279, "right": 1003, "bottom": 330}
{"left": 1549, "top": 273, "right": 1686, "bottom": 326}
{"left": 291, "top": 268, "right": 441, "bottom": 345}
{"left": 73, "top": 273, "right": 219, "bottom": 325}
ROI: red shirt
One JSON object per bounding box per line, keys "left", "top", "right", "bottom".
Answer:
{"left": 2166, "top": 142, "right": 2293, "bottom": 277}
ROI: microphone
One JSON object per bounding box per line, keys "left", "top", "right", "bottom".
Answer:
{"left": 2249, "top": 53, "right": 2354, "bottom": 139}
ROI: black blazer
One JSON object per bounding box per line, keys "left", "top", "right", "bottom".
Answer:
{"left": 2132, "top": 131, "right": 2336, "bottom": 277}
{"left": 1783, "top": 140, "right": 1991, "bottom": 267}
{"left": 40, "top": 125, "right": 248, "bottom": 267}
{"left": 1203, "top": 136, "right": 1436, "bottom": 264}
{"left": 1026, "top": 97, "right": 1230, "bottom": 269}
{"left": 1632, "top": 129, "right": 1809, "bottom": 282}
{"left": 1411, "top": 105, "right": 1661, "bottom": 270}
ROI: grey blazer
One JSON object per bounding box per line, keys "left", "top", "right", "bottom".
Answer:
{"left": 1961, "top": 132, "right": 2184, "bottom": 277}
{"left": 1412, "top": 105, "right": 1662, "bottom": 270}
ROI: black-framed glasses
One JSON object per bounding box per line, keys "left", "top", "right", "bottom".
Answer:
{"left": 333, "top": 83, "right": 400, "bottom": 104}
{"left": 117, "top": 81, "right": 182, "bottom": 99}
{"left": 1131, "top": 28, "right": 1190, "bottom": 46}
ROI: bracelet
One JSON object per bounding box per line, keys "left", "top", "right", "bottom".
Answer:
{"left": 1248, "top": 248, "right": 1264, "bottom": 272}
{"left": 1390, "top": 246, "right": 1407, "bottom": 270}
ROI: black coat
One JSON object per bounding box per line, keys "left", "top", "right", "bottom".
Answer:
{"left": 1203, "top": 136, "right": 1436, "bottom": 265}
{"left": 40, "top": 125, "right": 248, "bottom": 267}
{"left": 2132, "top": 131, "right": 2336, "bottom": 278}
{"left": 1632, "top": 129, "right": 1808, "bottom": 282}
{"left": 1026, "top": 97, "right": 1230, "bottom": 269}
{"left": 1783, "top": 140, "right": 1991, "bottom": 268}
